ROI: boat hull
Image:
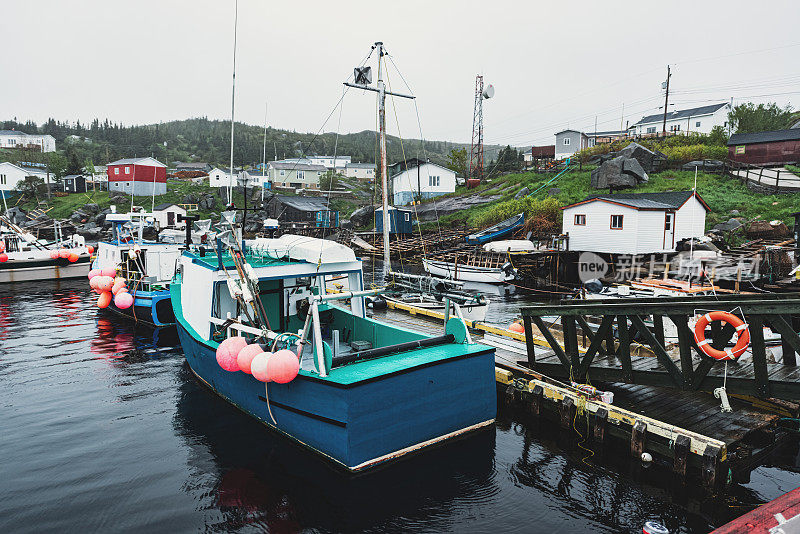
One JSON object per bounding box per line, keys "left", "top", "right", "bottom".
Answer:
{"left": 105, "top": 288, "right": 175, "bottom": 327}
{"left": 423, "top": 259, "right": 513, "bottom": 284}
{"left": 176, "top": 321, "right": 496, "bottom": 472}
{"left": 384, "top": 295, "right": 489, "bottom": 322}
{"left": 0, "top": 255, "right": 90, "bottom": 283}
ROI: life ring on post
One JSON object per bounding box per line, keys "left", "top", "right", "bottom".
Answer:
{"left": 693, "top": 311, "right": 750, "bottom": 361}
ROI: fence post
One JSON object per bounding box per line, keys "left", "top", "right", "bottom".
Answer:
{"left": 775, "top": 169, "right": 781, "bottom": 193}
{"left": 758, "top": 166, "right": 763, "bottom": 184}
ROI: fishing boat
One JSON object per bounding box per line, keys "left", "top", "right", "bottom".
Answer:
{"left": 171, "top": 40, "right": 496, "bottom": 472}
{"left": 171, "top": 233, "right": 496, "bottom": 471}
{"left": 423, "top": 257, "right": 515, "bottom": 284}
{"left": 0, "top": 218, "right": 91, "bottom": 283}
{"left": 465, "top": 213, "right": 524, "bottom": 245}
{"left": 92, "top": 212, "right": 182, "bottom": 326}
{"left": 383, "top": 270, "right": 491, "bottom": 322}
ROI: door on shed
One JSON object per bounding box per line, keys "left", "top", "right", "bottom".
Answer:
{"left": 663, "top": 212, "right": 675, "bottom": 250}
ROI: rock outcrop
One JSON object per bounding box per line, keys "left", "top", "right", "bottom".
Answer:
{"left": 590, "top": 156, "right": 649, "bottom": 190}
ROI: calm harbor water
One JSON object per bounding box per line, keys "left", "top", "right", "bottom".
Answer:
{"left": 2, "top": 279, "right": 800, "bottom": 533}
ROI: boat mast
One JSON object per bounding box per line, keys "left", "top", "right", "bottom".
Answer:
{"left": 376, "top": 43, "right": 391, "bottom": 275}
{"left": 344, "top": 42, "right": 414, "bottom": 277}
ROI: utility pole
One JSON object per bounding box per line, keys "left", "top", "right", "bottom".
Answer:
{"left": 661, "top": 65, "right": 671, "bottom": 135}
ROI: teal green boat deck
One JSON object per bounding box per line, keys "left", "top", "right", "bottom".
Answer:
{"left": 301, "top": 342, "right": 491, "bottom": 385}
{"left": 186, "top": 250, "right": 298, "bottom": 270}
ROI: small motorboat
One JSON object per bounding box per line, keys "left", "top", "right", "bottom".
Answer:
{"left": 423, "top": 257, "right": 515, "bottom": 284}
{"left": 466, "top": 213, "right": 525, "bottom": 245}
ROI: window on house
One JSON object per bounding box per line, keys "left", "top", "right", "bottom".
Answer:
{"left": 574, "top": 214, "right": 586, "bottom": 226}
{"left": 404, "top": 213, "right": 410, "bottom": 221}
{"left": 297, "top": 171, "right": 305, "bottom": 180}
{"left": 114, "top": 168, "right": 119, "bottom": 175}
{"left": 428, "top": 176, "right": 440, "bottom": 187}
{"left": 0, "top": 174, "right": 6, "bottom": 185}
{"left": 564, "top": 138, "right": 571, "bottom": 146}
{"left": 647, "top": 127, "right": 656, "bottom": 134}
{"left": 280, "top": 170, "right": 285, "bottom": 176}
{"left": 610, "top": 215, "right": 624, "bottom": 229}
{"left": 125, "top": 166, "right": 130, "bottom": 174}
{"left": 696, "top": 121, "right": 701, "bottom": 127}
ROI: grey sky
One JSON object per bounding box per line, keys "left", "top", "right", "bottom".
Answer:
{"left": 2, "top": 1, "right": 798, "bottom": 148}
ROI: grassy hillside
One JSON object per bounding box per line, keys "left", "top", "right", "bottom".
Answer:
{"left": 431, "top": 168, "right": 800, "bottom": 231}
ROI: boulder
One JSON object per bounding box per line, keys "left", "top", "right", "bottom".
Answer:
{"left": 681, "top": 160, "right": 725, "bottom": 172}
{"left": 617, "top": 143, "right": 662, "bottom": 172}
{"left": 729, "top": 209, "right": 740, "bottom": 217}
{"left": 547, "top": 187, "right": 561, "bottom": 197}
{"left": 182, "top": 194, "right": 198, "bottom": 204}
{"left": 70, "top": 211, "right": 87, "bottom": 223}
{"left": 5, "top": 206, "right": 27, "bottom": 225}
{"left": 590, "top": 156, "right": 648, "bottom": 190}
{"left": 514, "top": 186, "right": 529, "bottom": 199}
{"left": 84, "top": 203, "right": 99, "bottom": 215}
{"left": 713, "top": 218, "right": 743, "bottom": 233}
{"left": 350, "top": 205, "right": 375, "bottom": 227}
{"left": 340, "top": 219, "right": 353, "bottom": 231}
{"left": 413, "top": 194, "right": 501, "bottom": 222}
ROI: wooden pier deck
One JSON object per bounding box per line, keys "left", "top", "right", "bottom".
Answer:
{"left": 372, "top": 303, "right": 798, "bottom": 489}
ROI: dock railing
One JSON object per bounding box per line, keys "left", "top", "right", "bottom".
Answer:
{"left": 521, "top": 293, "right": 800, "bottom": 400}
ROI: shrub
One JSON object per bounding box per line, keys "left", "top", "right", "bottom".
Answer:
{"left": 470, "top": 196, "right": 562, "bottom": 232}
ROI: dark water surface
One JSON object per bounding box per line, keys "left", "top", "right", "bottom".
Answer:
{"left": 2, "top": 280, "right": 800, "bottom": 533}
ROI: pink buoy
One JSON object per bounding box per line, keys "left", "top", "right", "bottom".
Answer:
{"left": 114, "top": 291, "right": 134, "bottom": 310}
{"left": 0, "top": 253, "right": 7, "bottom": 263}
{"left": 509, "top": 322, "right": 524, "bottom": 333}
{"left": 251, "top": 351, "right": 273, "bottom": 382}
{"left": 100, "top": 266, "right": 117, "bottom": 277}
{"left": 96, "top": 276, "right": 115, "bottom": 292}
{"left": 58, "top": 249, "right": 69, "bottom": 259}
{"left": 111, "top": 280, "right": 127, "bottom": 295}
{"left": 88, "top": 269, "right": 100, "bottom": 280}
{"left": 89, "top": 277, "right": 99, "bottom": 290}
{"left": 87, "top": 245, "right": 94, "bottom": 254}
{"left": 236, "top": 344, "right": 264, "bottom": 375}
{"left": 216, "top": 337, "right": 247, "bottom": 372}
{"left": 68, "top": 253, "right": 79, "bottom": 263}
{"left": 268, "top": 349, "right": 300, "bottom": 384}
{"left": 97, "top": 291, "right": 113, "bottom": 309}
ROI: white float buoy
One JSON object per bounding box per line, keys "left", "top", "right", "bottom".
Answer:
{"left": 642, "top": 520, "right": 669, "bottom": 534}
{"left": 641, "top": 452, "right": 653, "bottom": 463}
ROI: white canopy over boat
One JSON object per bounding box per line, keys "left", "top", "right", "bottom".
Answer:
{"left": 482, "top": 240, "right": 537, "bottom": 253}
{"left": 249, "top": 234, "right": 357, "bottom": 264}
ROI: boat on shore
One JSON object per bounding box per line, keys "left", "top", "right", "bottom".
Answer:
{"left": 0, "top": 218, "right": 91, "bottom": 283}
{"left": 171, "top": 233, "right": 496, "bottom": 471}
{"left": 466, "top": 213, "right": 524, "bottom": 245}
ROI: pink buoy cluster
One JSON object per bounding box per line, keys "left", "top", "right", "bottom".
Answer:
{"left": 88, "top": 266, "right": 131, "bottom": 309}
{"left": 216, "top": 339, "right": 300, "bottom": 384}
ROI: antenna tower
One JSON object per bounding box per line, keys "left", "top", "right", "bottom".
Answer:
{"left": 469, "top": 75, "right": 484, "bottom": 181}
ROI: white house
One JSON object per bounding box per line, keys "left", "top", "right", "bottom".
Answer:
{"left": 208, "top": 167, "right": 260, "bottom": 188}
{"left": 391, "top": 161, "right": 456, "bottom": 206}
{"left": 308, "top": 155, "right": 351, "bottom": 171}
{"left": 562, "top": 191, "right": 709, "bottom": 255}
{"left": 0, "top": 162, "right": 50, "bottom": 197}
{"left": 629, "top": 103, "right": 730, "bottom": 136}
{"left": 0, "top": 130, "right": 56, "bottom": 152}
{"left": 555, "top": 130, "right": 591, "bottom": 160}
{"left": 267, "top": 161, "right": 327, "bottom": 190}
{"left": 344, "top": 162, "right": 376, "bottom": 180}
{"left": 153, "top": 203, "right": 188, "bottom": 229}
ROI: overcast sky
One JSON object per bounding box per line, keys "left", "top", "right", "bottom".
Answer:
{"left": 2, "top": 1, "right": 799, "bottom": 148}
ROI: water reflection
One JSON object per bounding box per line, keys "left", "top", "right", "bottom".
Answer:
{"left": 172, "top": 364, "right": 497, "bottom": 532}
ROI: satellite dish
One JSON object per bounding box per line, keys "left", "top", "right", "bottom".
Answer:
{"left": 482, "top": 84, "right": 495, "bottom": 99}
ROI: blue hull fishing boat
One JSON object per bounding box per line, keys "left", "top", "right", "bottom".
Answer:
{"left": 171, "top": 234, "right": 496, "bottom": 471}
{"left": 466, "top": 213, "right": 525, "bottom": 245}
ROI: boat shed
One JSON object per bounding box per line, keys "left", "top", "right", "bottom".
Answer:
{"left": 375, "top": 206, "right": 414, "bottom": 235}
{"left": 265, "top": 195, "right": 339, "bottom": 228}
{"left": 63, "top": 174, "right": 88, "bottom": 194}
{"left": 562, "top": 191, "right": 709, "bottom": 254}
{"left": 727, "top": 128, "right": 800, "bottom": 165}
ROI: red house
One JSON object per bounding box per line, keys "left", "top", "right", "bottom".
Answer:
{"left": 727, "top": 129, "right": 800, "bottom": 165}
{"left": 107, "top": 157, "right": 167, "bottom": 196}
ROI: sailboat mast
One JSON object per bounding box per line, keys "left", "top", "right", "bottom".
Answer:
{"left": 227, "top": 0, "right": 239, "bottom": 206}
{"left": 377, "top": 43, "right": 391, "bottom": 275}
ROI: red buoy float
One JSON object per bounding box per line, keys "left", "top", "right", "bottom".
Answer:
{"left": 0, "top": 252, "right": 8, "bottom": 263}
{"left": 693, "top": 311, "right": 750, "bottom": 361}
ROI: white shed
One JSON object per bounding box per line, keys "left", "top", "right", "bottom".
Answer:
{"left": 562, "top": 191, "right": 709, "bottom": 255}
{"left": 153, "top": 203, "right": 188, "bottom": 229}
{"left": 391, "top": 162, "right": 456, "bottom": 206}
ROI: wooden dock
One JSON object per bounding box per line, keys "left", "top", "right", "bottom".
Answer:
{"left": 373, "top": 303, "right": 799, "bottom": 490}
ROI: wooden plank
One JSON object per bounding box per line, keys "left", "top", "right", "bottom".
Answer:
{"left": 618, "top": 315, "right": 632, "bottom": 381}
{"left": 750, "top": 315, "right": 770, "bottom": 398}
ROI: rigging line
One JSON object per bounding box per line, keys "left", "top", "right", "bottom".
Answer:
{"left": 278, "top": 46, "right": 375, "bottom": 185}
{"left": 315, "top": 85, "right": 346, "bottom": 271}
{"left": 385, "top": 63, "right": 428, "bottom": 263}
{"left": 386, "top": 54, "right": 444, "bottom": 248}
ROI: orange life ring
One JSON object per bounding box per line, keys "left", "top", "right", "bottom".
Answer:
{"left": 693, "top": 311, "right": 750, "bottom": 361}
